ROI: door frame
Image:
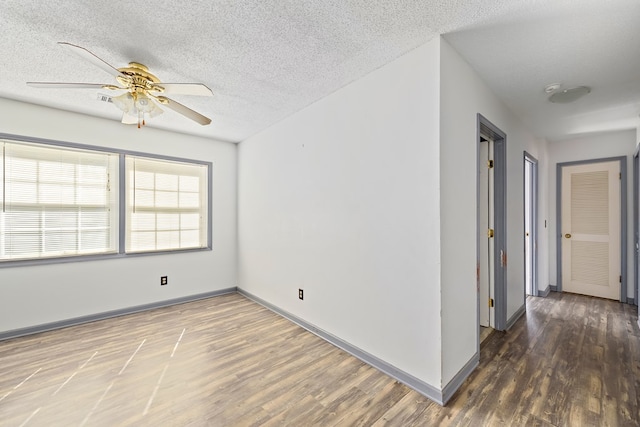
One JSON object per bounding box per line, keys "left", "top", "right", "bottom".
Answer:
{"left": 633, "top": 147, "right": 639, "bottom": 306}
{"left": 524, "top": 152, "right": 538, "bottom": 297}
{"left": 556, "top": 156, "right": 627, "bottom": 302}
{"left": 477, "top": 114, "right": 507, "bottom": 331}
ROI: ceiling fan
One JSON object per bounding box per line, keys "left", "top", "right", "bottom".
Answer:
{"left": 27, "top": 42, "right": 213, "bottom": 128}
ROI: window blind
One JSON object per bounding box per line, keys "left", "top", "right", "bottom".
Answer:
{"left": 0, "top": 141, "right": 118, "bottom": 261}
{"left": 125, "top": 156, "right": 208, "bottom": 253}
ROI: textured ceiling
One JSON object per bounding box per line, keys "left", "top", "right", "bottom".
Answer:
{"left": 0, "top": 0, "right": 638, "bottom": 142}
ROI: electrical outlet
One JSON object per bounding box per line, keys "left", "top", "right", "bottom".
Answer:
{"left": 298, "top": 289, "right": 304, "bottom": 300}
{"left": 161, "top": 276, "right": 168, "bottom": 286}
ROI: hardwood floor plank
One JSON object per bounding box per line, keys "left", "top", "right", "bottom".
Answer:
{"left": 0, "top": 292, "right": 638, "bottom": 426}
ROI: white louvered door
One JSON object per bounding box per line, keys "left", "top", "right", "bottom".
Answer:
{"left": 561, "top": 161, "right": 620, "bottom": 300}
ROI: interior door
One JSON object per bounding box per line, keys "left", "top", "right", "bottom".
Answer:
{"left": 524, "top": 154, "right": 538, "bottom": 297}
{"left": 479, "top": 137, "right": 494, "bottom": 327}
{"left": 525, "top": 159, "right": 533, "bottom": 295}
{"left": 561, "top": 161, "right": 621, "bottom": 300}
{"left": 634, "top": 151, "right": 639, "bottom": 306}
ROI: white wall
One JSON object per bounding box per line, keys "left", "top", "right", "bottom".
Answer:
{"left": 547, "top": 129, "right": 636, "bottom": 298}
{"left": 439, "top": 38, "right": 542, "bottom": 385}
{"left": 0, "top": 98, "right": 237, "bottom": 333}
{"left": 238, "top": 39, "right": 443, "bottom": 387}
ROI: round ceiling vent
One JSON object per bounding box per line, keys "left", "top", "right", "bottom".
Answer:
{"left": 549, "top": 86, "right": 591, "bottom": 103}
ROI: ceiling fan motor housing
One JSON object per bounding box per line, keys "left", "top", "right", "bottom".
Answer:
{"left": 116, "top": 62, "right": 163, "bottom": 93}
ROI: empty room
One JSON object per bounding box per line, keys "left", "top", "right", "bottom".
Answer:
{"left": 1, "top": 0, "right": 639, "bottom": 426}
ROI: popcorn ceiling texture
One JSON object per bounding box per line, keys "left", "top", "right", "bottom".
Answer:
{"left": 0, "top": 0, "right": 638, "bottom": 142}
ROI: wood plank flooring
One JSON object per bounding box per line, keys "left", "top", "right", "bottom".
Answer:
{"left": 479, "top": 326, "right": 493, "bottom": 344}
{"left": 0, "top": 292, "right": 638, "bottom": 426}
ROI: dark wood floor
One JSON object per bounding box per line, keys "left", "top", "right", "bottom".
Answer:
{"left": 0, "top": 292, "right": 638, "bottom": 426}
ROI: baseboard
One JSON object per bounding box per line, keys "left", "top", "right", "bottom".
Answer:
{"left": 237, "top": 288, "right": 446, "bottom": 405}
{"left": 0, "top": 287, "right": 237, "bottom": 341}
{"left": 506, "top": 303, "right": 526, "bottom": 330}
{"left": 538, "top": 285, "right": 551, "bottom": 297}
{"left": 441, "top": 352, "right": 479, "bottom": 405}
{"left": 627, "top": 297, "right": 635, "bottom": 305}
{"left": 550, "top": 285, "right": 558, "bottom": 292}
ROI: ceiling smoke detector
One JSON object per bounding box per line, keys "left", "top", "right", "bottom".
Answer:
{"left": 548, "top": 86, "right": 591, "bottom": 103}
{"left": 544, "top": 83, "right": 561, "bottom": 94}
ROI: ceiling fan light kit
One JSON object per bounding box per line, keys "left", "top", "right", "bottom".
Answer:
{"left": 27, "top": 42, "right": 213, "bottom": 128}
{"left": 112, "top": 92, "right": 164, "bottom": 128}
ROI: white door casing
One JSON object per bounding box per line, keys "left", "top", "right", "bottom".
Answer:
{"left": 561, "top": 161, "right": 621, "bottom": 300}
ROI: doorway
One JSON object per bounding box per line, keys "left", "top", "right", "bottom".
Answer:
{"left": 479, "top": 136, "right": 495, "bottom": 329}
{"left": 477, "top": 114, "right": 507, "bottom": 340}
{"left": 524, "top": 153, "right": 538, "bottom": 296}
{"left": 633, "top": 148, "right": 639, "bottom": 306}
{"left": 557, "top": 158, "right": 626, "bottom": 301}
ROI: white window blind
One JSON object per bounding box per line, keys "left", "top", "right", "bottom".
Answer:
{"left": 0, "top": 141, "right": 118, "bottom": 261}
{"left": 125, "top": 156, "right": 208, "bottom": 253}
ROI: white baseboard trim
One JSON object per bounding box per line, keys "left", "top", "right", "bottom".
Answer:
{"left": 238, "top": 288, "right": 454, "bottom": 405}
{"left": 0, "top": 287, "right": 237, "bottom": 341}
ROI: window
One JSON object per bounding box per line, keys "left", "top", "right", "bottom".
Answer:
{"left": 0, "top": 141, "right": 118, "bottom": 261}
{"left": 126, "top": 156, "right": 208, "bottom": 253}
{"left": 0, "top": 135, "right": 211, "bottom": 265}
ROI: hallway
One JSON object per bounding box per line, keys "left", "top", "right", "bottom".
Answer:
{"left": 452, "top": 293, "right": 640, "bottom": 425}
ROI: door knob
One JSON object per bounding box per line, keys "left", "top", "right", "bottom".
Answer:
{"left": 565, "top": 233, "right": 571, "bottom": 238}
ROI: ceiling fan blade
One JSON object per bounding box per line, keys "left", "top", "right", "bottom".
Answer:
{"left": 156, "top": 96, "right": 211, "bottom": 126}
{"left": 26, "top": 82, "right": 123, "bottom": 90}
{"left": 150, "top": 83, "right": 213, "bottom": 96}
{"left": 121, "top": 112, "right": 138, "bottom": 124}
{"left": 58, "top": 42, "right": 125, "bottom": 78}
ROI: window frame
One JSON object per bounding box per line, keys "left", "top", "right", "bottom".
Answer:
{"left": 124, "top": 155, "right": 210, "bottom": 254}
{"left": 0, "top": 133, "right": 212, "bottom": 268}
